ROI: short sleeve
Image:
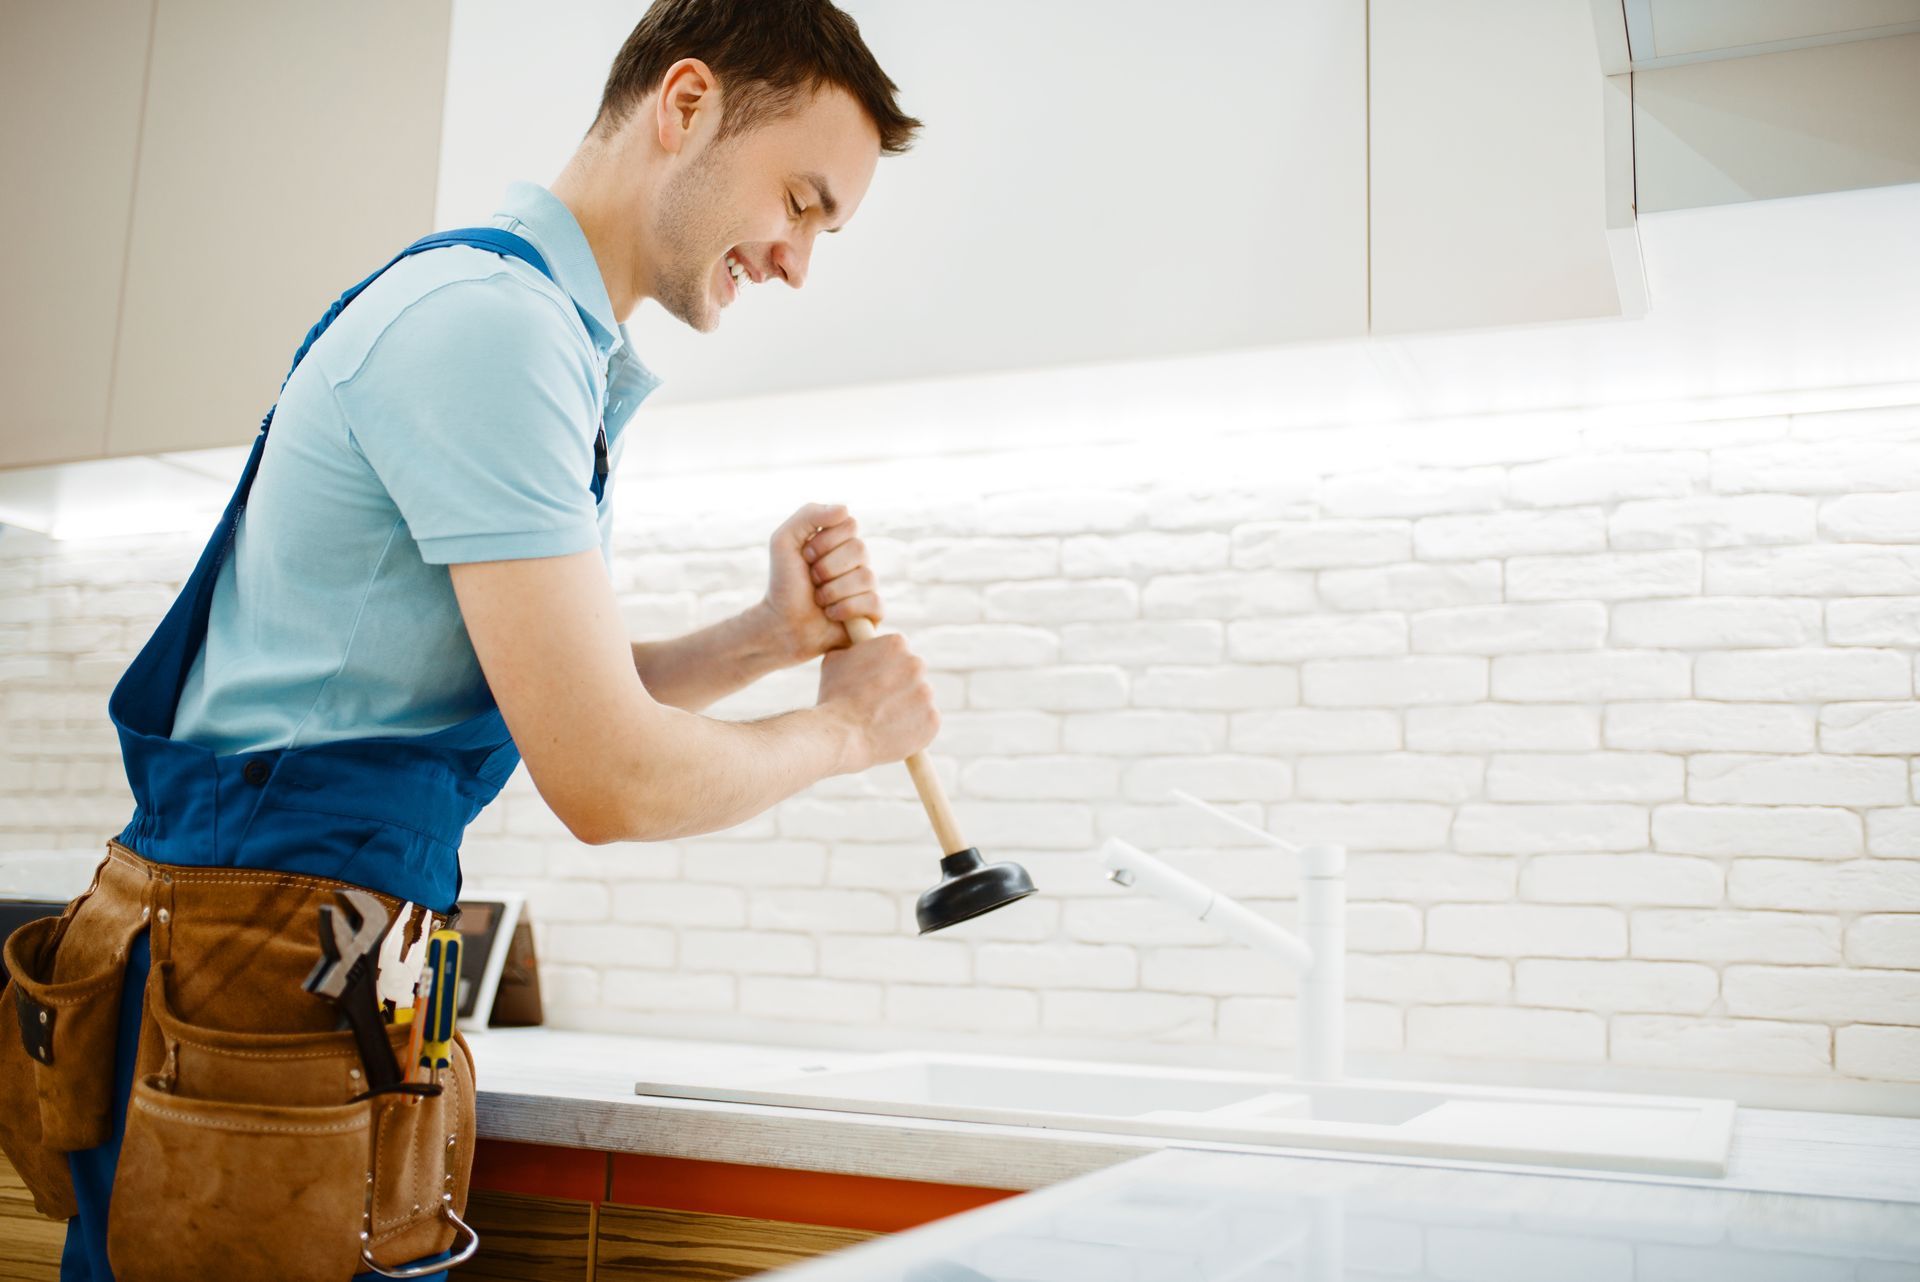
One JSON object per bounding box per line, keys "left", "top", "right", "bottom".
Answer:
{"left": 333, "top": 273, "right": 605, "bottom": 566}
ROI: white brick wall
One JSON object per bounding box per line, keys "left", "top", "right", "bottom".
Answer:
{"left": 4, "top": 397, "right": 1920, "bottom": 1106}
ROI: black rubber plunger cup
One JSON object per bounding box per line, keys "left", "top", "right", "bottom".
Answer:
{"left": 917, "top": 846, "right": 1037, "bottom": 934}
{"left": 844, "top": 617, "right": 1038, "bottom": 934}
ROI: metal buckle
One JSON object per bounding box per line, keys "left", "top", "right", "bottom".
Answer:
{"left": 358, "top": 1204, "right": 479, "bottom": 1278}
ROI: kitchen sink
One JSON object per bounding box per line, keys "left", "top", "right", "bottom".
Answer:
{"left": 652, "top": 1056, "right": 1283, "bottom": 1118}
{"left": 635, "top": 1049, "right": 1736, "bottom": 1178}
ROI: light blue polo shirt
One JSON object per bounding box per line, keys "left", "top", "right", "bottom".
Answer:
{"left": 170, "top": 182, "right": 661, "bottom": 755}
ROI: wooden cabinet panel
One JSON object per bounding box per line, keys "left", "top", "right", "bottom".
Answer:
{"left": 0, "top": 0, "right": 153, "bottom": 469}
{"left": 6, "top": 1145, "right": 931, "bottom": 1281}
{"left": 597, "top": 1204, "right": 879, "bottom": 1282}
{"left": 0, "top": 1156, "right": 62, "bottom": 1281}
{"left": 463, "top": 1190, "right": 594, "bottom": 1282}
{"left": 106, "top": 0, "right": 452, "bottom": 457}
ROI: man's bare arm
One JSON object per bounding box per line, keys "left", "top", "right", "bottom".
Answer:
{"left": 451, "top": 548, "right": 934, "bottom": 844}
{"left": 629, "top": 607, "right": 790, "bottom": 712}
{"left": 626, "top": 504, "right": 885, "bottom": 713}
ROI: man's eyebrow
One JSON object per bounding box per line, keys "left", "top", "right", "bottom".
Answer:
{"left": 797, "top": 171, "right": 843, "bottom": 230}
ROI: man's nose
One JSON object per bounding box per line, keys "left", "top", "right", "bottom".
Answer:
{"left": 773, "top": 234, "right": 814, "bottom": 289}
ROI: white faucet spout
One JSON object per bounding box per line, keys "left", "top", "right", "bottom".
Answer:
{"left": 1100, "top": 804, "right": 1349, "bottom": 1083}
{"left": 1102, "top": 839, "right": 1315, "bottom": 972}
{"left": 1168, "top": 790, "right": 1303, "bottom": 856}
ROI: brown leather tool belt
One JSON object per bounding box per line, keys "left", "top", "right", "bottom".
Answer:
{"left": 0, "top": 839, "right": 477, "bottom": 1280}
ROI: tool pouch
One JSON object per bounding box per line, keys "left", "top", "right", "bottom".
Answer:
{"left": 105, "top": 957, "right": 477, "bottom": 1281}
{"left": 0, "top": 841, "right": 479, "bottom": 1274}
{"left": 0, "top": 968, "right": 80, "bottom": 1219}
{"left": 0, "top": 858, "right": 142, "bottom": 1218}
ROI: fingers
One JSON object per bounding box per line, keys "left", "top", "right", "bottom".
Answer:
{"left": 810, "top": 535, "right": 867, "bottom": 582}
{"left": 803, "top": 516, "right": 860, "bottom": 566}
{"left": 778, "top": 503, "right": 849, "bottom": 551}
{"left": 823, "top": 590, "right": 884, "bottom": 624}
{"left": 814, "top": 566, "right": 874, "bottom": 607}
{"left": 819, "top": 571, "right": 884, "bottom": 622}
{"left": 778, "top": 504, "right": 884, "bottom": 628}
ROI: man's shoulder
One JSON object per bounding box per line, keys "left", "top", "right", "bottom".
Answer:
{"left": 313, "top": 245, "right": 596, "bottom": 390}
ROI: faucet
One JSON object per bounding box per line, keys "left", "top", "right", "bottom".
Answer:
{"left": 1099, "top": 790, "right": 1347, "bottom": 1082}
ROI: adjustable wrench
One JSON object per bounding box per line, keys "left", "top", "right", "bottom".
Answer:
{"left": 302, "top": 888, "right": 400, "bottom": 1093}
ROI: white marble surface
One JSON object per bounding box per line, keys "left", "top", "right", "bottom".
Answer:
{"left": 468, "top": 1028, "right": 1920, "bottom": 1204}
{"left": 754, "top": 1146, "right": 1920, "bottom": 1282}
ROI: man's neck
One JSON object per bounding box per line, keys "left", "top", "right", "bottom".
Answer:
{"left": 550, "top": 144, "right": 647, "bottom": 322}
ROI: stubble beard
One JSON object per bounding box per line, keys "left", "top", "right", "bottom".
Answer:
{"left": 652, "top": 141, "right": 729, "bottom": 334}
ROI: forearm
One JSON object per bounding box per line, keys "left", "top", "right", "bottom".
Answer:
{"left": 631, "top": 604, "right": 795, "bottom": 711}
{"left": 451, "top": 549, "right": 888, "bottom": 849}
{"left": 603, "top": 702, "right": 858, "bottom": 842}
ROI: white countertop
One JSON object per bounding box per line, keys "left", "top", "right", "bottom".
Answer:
{"left": 755, "top": 1146, "right": 1920, "bottom": 1282}
{"left": 467, "top": 1028, "right": 1920, "bottom": 1204}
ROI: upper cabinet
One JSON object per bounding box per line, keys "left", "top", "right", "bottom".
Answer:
{"left": 1, "top": 0, "right": 451, "bottom": 470}
{"left": 1632, "top": 33, "right": 1920, "bottom": 212}
{"left": 1368, "top": 0, "right": 1626, "bottom": 335}
{"left": 1615, "top": 0, "right": 1920, "bottom": 66}
{"left": 108, "top": 0, "right": 453, "bottom": 457}
{"left": 438, "top": 0, "right": 1373, "bottom": 408}
{"left": 4, "top": 0, "right": 1913, "bottom": 473}
{"left": 0, "top": 0, "right": 154, "bottom": 469}
{"left": 1597, "top": 0, "right": 1920, "bottom": 212}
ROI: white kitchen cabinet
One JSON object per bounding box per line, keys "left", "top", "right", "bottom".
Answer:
{"left": 105, "top": 0, "right": 453, "bottom": 457}
{"left": 1368, "top": 0, "right": 1625, "bottom": 335}
{"left": 0, "top": 0, "right": 155, "bottom": 469}
{"left": 1, "top": 1, "right": 451, "bottom": 470}
{"left": 1633, "top": 33, "right": 1920, "bottom": 212}
{"left": 1619, "top": 0, "right": 1920, "bottom": 66}
{"left": 439, "top": 0, "right": 1373, "bottom": 408}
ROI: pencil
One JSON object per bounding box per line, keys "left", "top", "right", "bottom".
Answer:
{"left": 402, "top": 968, "right": 431, "bottom": 1089}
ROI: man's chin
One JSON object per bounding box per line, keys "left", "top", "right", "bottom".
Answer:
{"left": 659, "top": 293, "right": 721, "bottom": 334}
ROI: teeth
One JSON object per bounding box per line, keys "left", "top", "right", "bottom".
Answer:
{"left": 726, "top": 255, "right": 747, "bottom": 284}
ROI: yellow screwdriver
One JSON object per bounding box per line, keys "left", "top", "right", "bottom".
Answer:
{"left": 418, "top": 927, "right": 462, "bottom": 1087}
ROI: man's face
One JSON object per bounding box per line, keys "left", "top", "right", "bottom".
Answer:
{"left": 651, "top": 84, "right": 882, "bottom": 333}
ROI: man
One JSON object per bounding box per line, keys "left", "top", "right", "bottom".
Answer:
{"left": 0, "top": 2, "right": 934, "bottom": 1278}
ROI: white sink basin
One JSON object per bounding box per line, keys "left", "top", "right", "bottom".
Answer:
{"left": 635, "top": 1049, "right": 1736, "bottom": 1178}
{"left": 680, "top": 1056, "right": 1281, "bottom": 1118}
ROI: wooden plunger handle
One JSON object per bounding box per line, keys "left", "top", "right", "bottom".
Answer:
{"left": 843, "top": 615, "right": 970, "bottom": 856}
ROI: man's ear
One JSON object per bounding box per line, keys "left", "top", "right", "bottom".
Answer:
{"left": 654, "top": 57, "right": 719, "bottom": 156}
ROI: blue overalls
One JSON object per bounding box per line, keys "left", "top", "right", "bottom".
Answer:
{"left": 63, "top": 229, "right": 600, "bottom": 1281}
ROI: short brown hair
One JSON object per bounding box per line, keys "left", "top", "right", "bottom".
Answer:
{"left": 592, "top": 0, "right": 922, "bottom": 155}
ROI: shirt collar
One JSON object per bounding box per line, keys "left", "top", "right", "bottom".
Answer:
{"left": 490, "top": 182, "right": 662, "bottom": 410}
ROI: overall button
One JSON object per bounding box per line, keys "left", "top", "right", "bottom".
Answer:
{"left": 242, "top": 758, "right": 271, "bottom": 786}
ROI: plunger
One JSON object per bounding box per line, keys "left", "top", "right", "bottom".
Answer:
{"left": 845, "top": 616, "right": 1038, "bottom": 933}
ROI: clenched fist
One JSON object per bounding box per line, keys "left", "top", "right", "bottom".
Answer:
{"left": 760, "top": 503, "right": 882, "bottom": 663}
{"left": 817, "top": 629, "right": 940, "bottom": 771}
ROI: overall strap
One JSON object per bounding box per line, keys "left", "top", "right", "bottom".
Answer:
{"left": 258, "top": 228, "right": 554, "bottom": 437}
{"left": 108, "top": 227, "right": 566, "bottom": 748}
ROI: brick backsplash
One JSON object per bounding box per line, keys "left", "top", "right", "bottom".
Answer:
{"left": 3, "top": 399, "right": 1918, "bottom": 1109}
